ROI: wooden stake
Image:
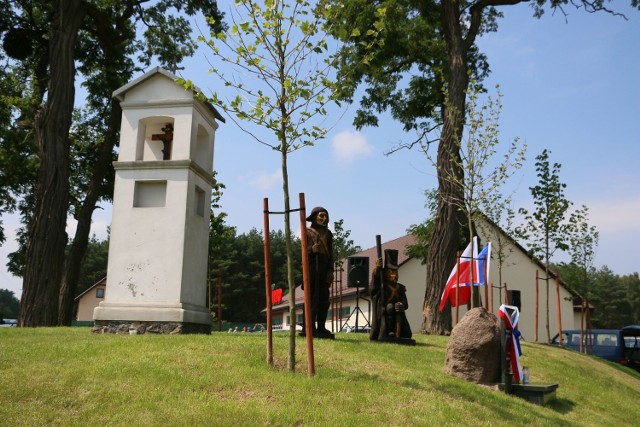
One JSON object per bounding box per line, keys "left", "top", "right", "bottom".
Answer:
{"left": 263, "top": 198, "right": 273, "bottom": 367}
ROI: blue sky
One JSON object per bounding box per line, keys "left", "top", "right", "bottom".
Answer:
{"left": 1, "top": 3, "right": 639, "bottom": 299}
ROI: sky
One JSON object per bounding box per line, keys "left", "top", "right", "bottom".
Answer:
{"left": 1, "top": 3, "right": 639, "bottom": 300}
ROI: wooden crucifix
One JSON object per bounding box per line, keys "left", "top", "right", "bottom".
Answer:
{"left": 151, "top": 123, "right": 174, "bottom": 160}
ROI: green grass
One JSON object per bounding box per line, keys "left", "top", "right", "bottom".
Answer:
{"left": 1, "top": 328, "right": 638, "bottom": 426}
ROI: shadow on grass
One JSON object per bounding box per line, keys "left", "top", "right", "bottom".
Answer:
{"left": 328, "top": 334, "right": 432, "bottom": 348}
{"left": 442, "top": 380, "right": 576, "bottom": 426}
{"left": 544, "top": 398, "right": 576, "bottom": 414}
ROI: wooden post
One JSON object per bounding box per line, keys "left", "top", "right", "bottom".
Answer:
{"left": 504, "top": 283, "right": 509, "bottom": 305}
{"left": 555, "top": 271, "right": 563, "bottom": 345}
{"left": 535, "top": 270, "right": 539, "bottom": 343}
{"left": 580, "top": 299, "right": 585, "bottom": 353}
{"left": 263, "top": 198, "right": 273, "bottom": 367}
{"left": 207, "top": 264, "right": 212, "bottom": 325}
{"left": 490, "top": 282, "right": 494, "bottom": 314}
{"left": 299, "top": 193, "right": 315, "bottom": 377}
{"left": 217, "top": 269, "right": 222, "bottom": 332}
{"left": 587, "top": 298, "right": 593, "bottom": 353}
{"left": 331, "top": 267, "right": 336, "bottom": 333}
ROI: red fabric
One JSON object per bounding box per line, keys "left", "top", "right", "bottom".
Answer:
{"left": 271, "top": 288, "right": 283, "bottom": 304}
{"left": 439, "top": 238, "right": 476, "bottom": 311}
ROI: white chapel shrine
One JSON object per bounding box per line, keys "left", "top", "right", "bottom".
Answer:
{"left": 93, "top": 67, "right": 224, "bottom": 334}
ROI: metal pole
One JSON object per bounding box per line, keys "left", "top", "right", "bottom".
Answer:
{"left": 263, "top": 198, "right": 273, "bottom": 367}
{"left": 455, "top": 251, "right": 461, "bottom": 325}
{"left": 299, "top": 193, "right": 315, "bottom": 377}
{"left": 484, "top": 255, "right": 489, "bottom": 310}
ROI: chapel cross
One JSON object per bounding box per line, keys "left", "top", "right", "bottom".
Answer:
{"left": 151, "top": 123, "right": 174, "bottom": 160}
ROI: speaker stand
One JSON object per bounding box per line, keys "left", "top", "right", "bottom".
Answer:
{"left": 341, "top": 287, "right": 370, "bottom": 332}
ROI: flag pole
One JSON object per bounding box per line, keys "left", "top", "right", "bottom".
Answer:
{"left": 455, "top": 251, "right": 461, "bottom": 325}
{"left": 483, "top": 251, "right": 488, "bottom": 310}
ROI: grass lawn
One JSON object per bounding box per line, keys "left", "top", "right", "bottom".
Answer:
{"left": 1, "top": 327, "right": 638, "bottom": 426}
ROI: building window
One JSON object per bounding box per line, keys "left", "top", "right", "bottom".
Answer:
{"left": 96, "top": 288, "right": 105, "bottom": 298}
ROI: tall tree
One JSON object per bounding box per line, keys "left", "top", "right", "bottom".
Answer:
{"left": 432, "top": 84, "right": 525, "bottom": 307}
{"left": 516, "top": 149, "right": 571, "bottom": 342}
{"left": 322, "top": 0, "right": 638, "bottom": 335}
{"left": 567, "top": 205, "right": 599, "bottom": 295}
{"left": 193, "top": 0, "right": 369, "bottom": 371}
{"left": 1, "top": 0, "right": 225, "bottom": 326}
{"left": 19, "top": 0, "right": 86, "bottom": 326}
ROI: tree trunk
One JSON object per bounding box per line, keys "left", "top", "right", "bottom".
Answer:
{"left": 421, "top": 1, "right": 468, "bottom": 335}
{"left": 58, "top": 102, "right": 120, "bottom": 325}
{"left": 281, "top": 149, "right": 296, "bottom": 372}
{"left": 19, "top": 0, "right": 86, "bottom": 327}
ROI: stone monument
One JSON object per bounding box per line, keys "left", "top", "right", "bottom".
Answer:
{"left": 93, "top": 67, "right": 223, "bottom": 334}
{"left": 444, "top": 307, "right": 502, "bottom": 384}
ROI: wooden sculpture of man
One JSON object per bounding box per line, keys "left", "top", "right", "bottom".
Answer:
{"left": 302, "top": 206, "right": 334, "bottom": 339}
{"left": 370, "top": 249, "right": 414, "bottom": 344}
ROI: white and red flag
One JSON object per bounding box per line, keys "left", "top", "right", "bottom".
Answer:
{"left": 439, "top": 237, "right": 490, "bottom": 312}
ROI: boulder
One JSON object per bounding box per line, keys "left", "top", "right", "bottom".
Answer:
{"left": 444, "top": 307, "right": 501, "bottom": 384}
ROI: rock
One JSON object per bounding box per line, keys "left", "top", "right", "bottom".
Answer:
{"left": 444, "top": 307, "right": 501, "bottom": 384}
